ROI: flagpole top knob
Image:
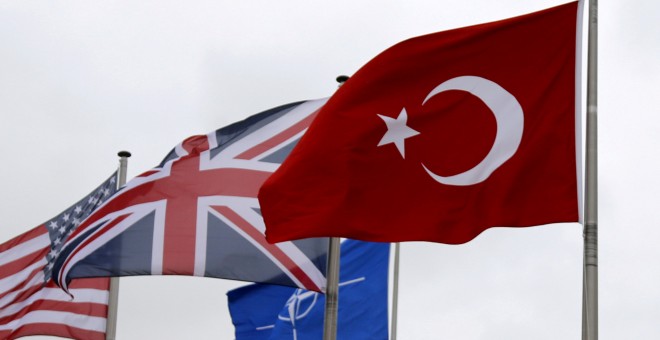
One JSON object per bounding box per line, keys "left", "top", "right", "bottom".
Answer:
{"left": 117, "top": 151, "right": 132, "bottom": 158}
{"left": 336, "top": 75, "right": 349, "bottom": 84}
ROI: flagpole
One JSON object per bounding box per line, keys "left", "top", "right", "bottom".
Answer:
{"left": 390, "top": 243, "right": 400, "bottom": 340}
{"left": 106, "top": 150, "right": 130, "bottom": 340}
{"left": 582, "top": 0, "right": 598, "bottom": 339}
{"left": 322, "top": 76, "right": 350, "bottom": 340}
{"left": 323, "top": 237, "right": 341, "bottom": 340}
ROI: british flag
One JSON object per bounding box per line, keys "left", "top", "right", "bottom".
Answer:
{"left": 53, "top": 99, "right": 329, "bottom": 293}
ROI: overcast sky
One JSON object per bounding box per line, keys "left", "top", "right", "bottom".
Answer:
{"left": 1, "top": 0, "right": 658, "bottom": 339}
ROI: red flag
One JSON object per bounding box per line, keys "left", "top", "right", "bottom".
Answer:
{"left": 261, "top": 2, "right": 581, "bottom": 244}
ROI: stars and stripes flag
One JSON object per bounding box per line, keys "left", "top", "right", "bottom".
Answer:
{"left": 53, "top": 99, "right": 329, "bottom": 293}
{"left": 0, "top": 172, "right": 118, "bottom": 340}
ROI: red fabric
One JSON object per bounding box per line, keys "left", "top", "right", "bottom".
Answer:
{"left": 261, "top": 2, "right": 580, "bottom": 244}
{"left": 0, "top": 323, "right": 106, "bottom": 340}
{"left": 0, "top": 225, "right": 108, "bottom": 340}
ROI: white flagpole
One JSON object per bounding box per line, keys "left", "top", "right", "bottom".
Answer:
{"left": 582, "top": 0, "right": 598, "bottom": 338}
{"left": 106, "top": 150, "right": 131, "bottom": 340}
{"left": 322, "top": 76, "right": 350, "bottom": 340}
{"left": 390, "top": 243, "right": 401, "bottom": 340}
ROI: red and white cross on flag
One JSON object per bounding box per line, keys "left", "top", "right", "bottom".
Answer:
{"left": 53, "top": 99, "right": 329, "bottom": 292}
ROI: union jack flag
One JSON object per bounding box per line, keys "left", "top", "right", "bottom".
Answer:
{"left": 53, "top": 99, "right": 329, "bottom": 293}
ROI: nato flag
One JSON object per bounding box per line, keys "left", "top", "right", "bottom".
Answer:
{"left": 227, "top": 240, "right": 390, "bottom": 340}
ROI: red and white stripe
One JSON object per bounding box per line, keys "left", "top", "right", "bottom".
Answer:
{"left": 0, "top": 226, "right": 109, "bottom": 340}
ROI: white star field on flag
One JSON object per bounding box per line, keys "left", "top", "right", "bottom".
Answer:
{"left": 42, "top": 172, "right": 119, "bottom": 282}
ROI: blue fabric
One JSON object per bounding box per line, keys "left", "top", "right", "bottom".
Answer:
{"left": 227, "top": 240, "right": 390, "bottom": 340}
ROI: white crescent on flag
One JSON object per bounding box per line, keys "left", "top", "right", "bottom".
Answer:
{"left": 421, "top": 75, "right": 524, "bottom": 186}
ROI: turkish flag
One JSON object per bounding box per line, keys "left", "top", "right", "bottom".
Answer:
{"left": 261, "top": 2, "right": 581, "bottom": 244}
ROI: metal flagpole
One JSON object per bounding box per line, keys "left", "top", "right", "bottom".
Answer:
{"left": 106, "top": 150, "right": 131, "bottom": 340}
{"left": 323, "top": 237, "right": 341, "bottom": 340}
{"left": 390, "top": 243, "right": 401, "bottom": 340}
{"left": 322, "top": 76, "right": 349, "bottom": 340}
{"left": 582, "top": 0, "right": 598, "bottom": 339}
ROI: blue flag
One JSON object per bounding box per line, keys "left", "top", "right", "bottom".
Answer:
{"left": 227, "top": 240, "right": 390, "bottom": 340}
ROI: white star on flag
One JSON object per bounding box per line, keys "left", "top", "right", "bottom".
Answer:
{"left": 377, "top": 108, "right": 420, "bottom": 158}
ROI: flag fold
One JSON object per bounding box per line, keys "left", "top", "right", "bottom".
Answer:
{"left": 53, "top": 99, "right": 330, "bottom": 292}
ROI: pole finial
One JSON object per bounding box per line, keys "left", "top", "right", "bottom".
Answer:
{"left": 336, "top": 75, "right": 349, "bottom": 84}
{"left": 117, "top": 151, "right": 132, "bottom": 158}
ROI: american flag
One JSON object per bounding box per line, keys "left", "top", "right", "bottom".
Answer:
{"left": 0, "top": 172, "right": 118, "bottom": 340}
{"left": 53, "top": 99, "right": 329, "bottom": 293}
